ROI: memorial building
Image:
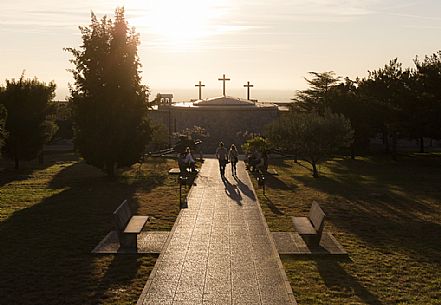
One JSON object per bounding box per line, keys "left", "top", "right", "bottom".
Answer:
{"left": 148, "top": 74, "right": 280, "bottom": 151}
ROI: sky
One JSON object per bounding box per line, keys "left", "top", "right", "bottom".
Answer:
{"left": 1, "top": 0, "right": 441, "bottom": 102}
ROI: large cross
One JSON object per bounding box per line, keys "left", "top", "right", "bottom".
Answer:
{"left": 195, "top": 81, "right": 205, "bottom": 100}
{"left": 244, "top": 81, "right": 254, "bottom": 100}
{"left": 218, "top": 74, "right": 230, "bottom": 96}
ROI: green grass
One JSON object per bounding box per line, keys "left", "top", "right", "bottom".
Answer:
{"left": 0, "top": 153, "right": 183, "bottom": 305}
{"left": 252, "top": 154, "right": 441, "bottom": 305}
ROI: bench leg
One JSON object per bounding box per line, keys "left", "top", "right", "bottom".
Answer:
{"left": 302, "top": 235, "right": 321, "bottom": 248}
{"left": 120, "top": 233, "right": 137, "bottom": 251}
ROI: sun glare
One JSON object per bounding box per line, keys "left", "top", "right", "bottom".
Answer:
{"left": 134, "top": 0, "right": 229, "bottom": 49}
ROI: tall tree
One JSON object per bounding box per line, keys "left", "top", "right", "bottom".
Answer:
{"left": 357, "top": 59, "right": 412, "bottom": 159}
{"left": 0, "top": 76, "right": 57, "bottom": 169}
{"left": 328, "top": 78, "right": 376, "bottom": 158}
{"left": 411, "top": 51, "right": 441, "bottom": 150}
{"left": 65, "top": 8, "right": 152, "bottom": 176}
{"left": 290, "top": 72, "right": 368, "bottom": 159}
{"left": 292, "top": 71, "right": 341, "bottom": 114}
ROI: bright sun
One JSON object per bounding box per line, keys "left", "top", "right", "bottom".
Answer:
{"left": 136, "top": 0, "right": 228, "bottom": 48}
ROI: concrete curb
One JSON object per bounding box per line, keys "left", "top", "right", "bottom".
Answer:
{"left": 242, "top": 165, "right": 298, "bottom": 305}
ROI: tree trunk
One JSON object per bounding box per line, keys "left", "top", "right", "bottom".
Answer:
{"left": 383, "top": 129, "right": 390, "bottom": 153}
{"left": 419, "top": 137, "right": 424, "bottom": 153}
{"left": 391, "top": 131, "right": 398, "bottom": 161}
{"left": 292, "top": 146, "right": 298, "bottom": 163}
{"left": 38, "top": 152, "right": 44, "bottom": 164}
{"left": 14, "top": 155, "right": 19, "bottom": 170}
{"left": 350, "top": 143, "right": 356, "bottom": 160}
{"left": 14, "top": 143, "right": 20, "bottom": 169}
{"left": 106, "top": 161, "right": 116, "bottom": 178}
{"left": 312, "top": 161, "right": 319, "bottom": 178}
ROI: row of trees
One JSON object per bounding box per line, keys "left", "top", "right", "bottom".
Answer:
{"left": 255, "top": 52, "right": 441, "bottom": 177}
{"left": 291, "top": 54, "right": 441, "bottom": 158}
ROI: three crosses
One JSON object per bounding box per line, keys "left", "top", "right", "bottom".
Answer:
{"left": 195, "top": 74, "right": 254, "bottom": 100}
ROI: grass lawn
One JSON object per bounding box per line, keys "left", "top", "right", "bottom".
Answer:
{"left": 0, "top": 152, "right": 184, "bottom": 305}
{"left": 253, "top": 154, "right": 441, "bottom": 305}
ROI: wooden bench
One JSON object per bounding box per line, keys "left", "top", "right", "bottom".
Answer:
{"left": 168, "top": 168, "right": 181, "bottom": 175}
{"left": 292, "top": 202, "right": 326, "bottom": 246}
{"left": 169, "top": 168, "right": 199, "bottom": 175}
{"left": 113, "top": 200, "right": 149, "bottom": 250}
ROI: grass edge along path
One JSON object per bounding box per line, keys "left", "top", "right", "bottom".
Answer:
{"left": 250, "top": 154, "right": 441, "bottom": 305}
{"left": 0, "top": 153, "right": 186, "bottom": 305}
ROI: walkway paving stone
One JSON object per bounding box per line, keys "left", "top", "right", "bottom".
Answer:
{"left": 137, "top": 158, "right": 297, "bottom": 305}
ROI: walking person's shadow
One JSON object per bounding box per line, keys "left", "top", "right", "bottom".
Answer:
{"left": 233, "top": 175, "right": 256, "bottom": 201}
{"left": 223, "top": 177, "right": 242, "bottom": 205}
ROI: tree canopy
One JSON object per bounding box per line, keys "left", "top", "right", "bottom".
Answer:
{"left": 412, "top": 51, "right": 441, "bottom": 145}
{"left": 292, "top": 71, "right": 340, "bottom": 114}
{"left": 291, "top": 52, "right": 441, "bottom": 158}
{"left": 65, "top": 8, "right": 152, "bottom": 176}
{"left": 0, "top": 76, "right": 57, "bottom": 169}
{"left": 267, "top": 111, "right": 353, "bottom": 177}
{"left": 241, "top": 136, "right": 271, "bottom": 154}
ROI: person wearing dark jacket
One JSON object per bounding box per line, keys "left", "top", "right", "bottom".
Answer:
{"left": 215, "top": 141, "right": 228, "bottom": 177}
{"left": 229, "top": 144, "right": 238, "bottom": 176}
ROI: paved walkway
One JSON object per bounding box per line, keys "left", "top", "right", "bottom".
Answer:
{"left": 137, "top": 158, "right": 296, "bottom": 305}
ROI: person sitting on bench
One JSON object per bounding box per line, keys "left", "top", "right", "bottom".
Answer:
{"left": 183, "top": 147, "right": 196, "bottom": 172}
{"left": 256, "top": 150, "right": 268, "bottom": 172}
{"left": 247, "top": 149, "right": 262, "bottom": 172}
{"left": 178, "top": 152, "right": 187, "bottom": 173}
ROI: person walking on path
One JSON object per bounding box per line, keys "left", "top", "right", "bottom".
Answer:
{"left": 215, "top": 141, "right": 228, "bottom": 177}
{"left": 229, "top": 144, "right": 239, "bottom": 176}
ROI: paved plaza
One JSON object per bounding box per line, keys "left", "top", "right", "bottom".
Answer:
{"left": 137, "top": 158, "right": 297, "bottom": 305}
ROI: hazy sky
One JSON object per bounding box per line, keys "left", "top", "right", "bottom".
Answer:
{"left": 1, "top": 0, "right": 441, "bottom": 101}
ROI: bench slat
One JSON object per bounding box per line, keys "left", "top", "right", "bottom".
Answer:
{"left": 124, "top": 216, "right": 149, "bottom": 234}
{"left": 309, "top": 202, "right": 325, "bottom": 232}
{"left": 292, "top": 216, "right": 316, "bottom": 235}
{"left": 113, "top": 200, "right": 133, "bottom": 230}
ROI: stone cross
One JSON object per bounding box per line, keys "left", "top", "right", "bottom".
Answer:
{"left": 244, "top": 81, "right": 254, "bottom": 100}
{"left": 195, "top": 81, "right": 205, "bottom": 100}
{"left": 218, "top": 74, "right": 230, "bottom": 96}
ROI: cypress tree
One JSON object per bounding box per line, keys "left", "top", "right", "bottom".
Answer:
{"left": 65, "top": 8, "right": 151, "bottom": 177}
